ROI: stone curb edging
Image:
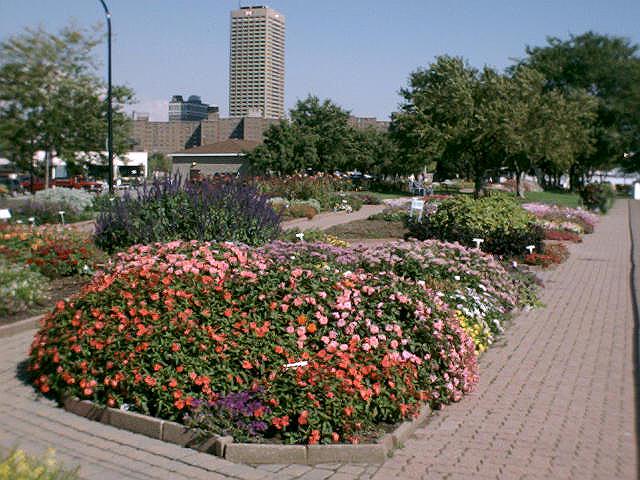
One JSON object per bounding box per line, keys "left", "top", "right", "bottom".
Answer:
{"left": 63, "top": 397, "right": 431, "bottom": 464}
{"left": 0, "top": 314, "right": 43, "bottom": 338}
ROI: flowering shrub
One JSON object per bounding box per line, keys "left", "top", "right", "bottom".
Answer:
{"left": 406, "top": 195, "right": 545, "bottom": 256}
{"left": 34, "top": 188, "right": 96, "bottom": 213}
{"left": 524, "top": 243, "right": 569, "bottom": 268}
{"left": 522, "top": 203, "right": 597, "bottom": 234}
{"left": 579, "top": 183, "right": 615, "bottom": 212}
{"left": 95, "top": 177, "right": 281, "bottom": 253}
{"left": 260, "top": 240, "right": 537, "bottom": 354}
{"left": 0, "top": 257, "right": 50, "bottom": 316}
{"left": 12, "top": 188, "right": 96, "bottom": 224}
{"left": 278, "top": 230, "right": 349, "bottom": 247}
{"left": 0, "top": 224, "right": 104, "bottom": 278}
{"left": 0, "top": 448, "right": 79, "bottom": 480}
{"left": 545, "top": 230, "right": 581, "bottom": 243}
{"left": 29, "top": 240, "right": 480, "bottom": 445}
{"left": 255, "top": 175, "right": 353, "bottom": 209}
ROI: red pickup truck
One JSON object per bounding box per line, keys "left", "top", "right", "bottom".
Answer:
{"left": 21, "top": 176, "right": 104, "bottom": 193}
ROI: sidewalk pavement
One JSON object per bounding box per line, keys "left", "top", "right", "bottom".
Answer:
{"left": 0, "top": 201, "right": 637, "bottom": 479}
{"left": 282, "top": 204, "right": 386, "bottom": 231}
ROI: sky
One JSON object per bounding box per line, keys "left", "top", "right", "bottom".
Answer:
{"left": 1, "top": 1, "right": 639, "bottom": 121}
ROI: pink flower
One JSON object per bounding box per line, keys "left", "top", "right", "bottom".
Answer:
{"left": 281, "top": 304, "right": 289, "bottom": 313}
{"left": 339, "top": 344, "right": 348, "bottom": 351}
{"left": 390, "top": 340, "right": 398, "bottom": 350}
{"left": 285, "top": 326, "right": 295, "bottom": 334}
{"left": 370, "top": 325, "right": 379, "bottom": 334}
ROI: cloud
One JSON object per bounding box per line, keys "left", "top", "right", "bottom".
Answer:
{"left": 125, "top": 99, "right": 169, "bottom": 121}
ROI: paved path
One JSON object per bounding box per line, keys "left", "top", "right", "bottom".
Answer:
{"left": 0, "top": 201, "right": 637, "bottom": 479}
{"left": 282, "top": 204, "right": 386, "bottom": 231}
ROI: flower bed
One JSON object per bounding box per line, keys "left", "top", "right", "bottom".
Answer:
{"left": 524, "top": 243, "right": 569, "bottom": 268}
{"left": 522, "top": 203, "right": 598, "bottom": 234}
{"left": 28, "top": 238, "right": 537, "bottom": 447}
{"left": 0, "top": 224, "right": 104, "bottom": 278}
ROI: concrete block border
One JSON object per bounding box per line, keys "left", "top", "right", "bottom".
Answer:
{"left": 0, "top": 314, "right": 43, "bottom": 338}
{"left": 63, "top": 396, "right": 431, "bottom": 465}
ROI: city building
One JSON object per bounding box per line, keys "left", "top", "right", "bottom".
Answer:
{"left": 130, "top": 112, "right": 280, "bottom": 155}
{"left": 348, "top": 116, "right": 390, "bottom": 132}
{"left": 229, "top": 6, "right": 285, "bottom": 119}
{"left": 168, "top": 95, "right": 213, "bottom": 121}
{"left": 170, "top": 139, "right": 260, "bottom": 178}
{"left": 130, "top": 113, "right": 388, "bottom": 156}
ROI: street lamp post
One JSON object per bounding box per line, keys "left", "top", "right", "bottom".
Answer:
{"left": 98, "top": 0, "right": 114, "bottom": 194}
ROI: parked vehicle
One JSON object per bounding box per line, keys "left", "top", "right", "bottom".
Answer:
{"left": 20, "top": 175, "right": 103, "bottom": 193}
{"left": 52, "top": 175, "right": 104, "bottom": 193}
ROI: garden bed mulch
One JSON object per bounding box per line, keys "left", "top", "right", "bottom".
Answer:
{"left": 0, "top": 276, "right": 89, "bottom": 326}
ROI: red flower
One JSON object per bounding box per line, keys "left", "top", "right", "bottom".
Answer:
{"left": 241, "top": 360, "right": 253, "bottom": 370}
{"left": 309, "top": 430, "right": 320, "bottom": 445}
{"left": 298, "top": 410, "right": 309, "bottom": 426}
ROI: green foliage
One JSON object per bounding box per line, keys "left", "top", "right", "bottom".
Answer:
{"left": 147, "top": 153, "right": 172, "bottom": 176}
{"left": 407, "top": 195, "right": 545, "bottom": 256}
{"left": 369, "top": 207, "right": 408, "bottom": 223}
{"left": 0, "top": 448, "right": 79, "bottom": 479}
{"left": 0, "top": 24, "right": 133, "bottom": 178}
{"left": 287, "top": 200, "right": 319, "bottom": 219}
{"left": 256, "top": 175, "right": 351, "bottom": 210}
{"left": 392, "top": 55, "right": 597, "bottom": 195}
{"left": 522, "top": 32, "right": 640, "bottom": 178}
{"left": 0, "top": 224, "right": 104, "bottom": 278}
{"left": 579, "top": 183, "right": 616, "bottom": 212}
{"left": 94, "top": 178, "right": 281, "bottom": 253}
{"left": 247, "top": 96, "right": 399, "bottom": 175}
{"left": 0, "top": 257, "right": 50, "bottom": 316}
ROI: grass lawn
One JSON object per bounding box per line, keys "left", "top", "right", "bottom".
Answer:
{"left": 356, "top": 190, "right": 411, "bottom": 200}
{"left": 325, "top": 218, "right": 407, "bottom": 240}
{"left": 518, "top": 191, "right": 583, "bottom": 208}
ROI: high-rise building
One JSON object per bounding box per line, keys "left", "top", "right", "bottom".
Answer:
{"left": 229, "top": 6, "right": 285, "bottom": 119}
{"left": 169, "top": 95, "right": 212, "bottom": 121}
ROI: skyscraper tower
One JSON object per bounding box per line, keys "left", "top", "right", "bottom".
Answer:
{"left": 229, "top": 5, "right": 285, "bottom": 119}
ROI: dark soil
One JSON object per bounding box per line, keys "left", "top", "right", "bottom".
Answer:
{"left": 0, "top": 275, "right": 90, "bottom": 326}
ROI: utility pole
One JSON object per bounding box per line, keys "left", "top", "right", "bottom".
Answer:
{"left": 98, "top": 0, "right": 114, "bottom": 194}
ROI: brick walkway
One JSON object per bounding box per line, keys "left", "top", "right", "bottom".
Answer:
{"left": 0, "top": 201, "right": 637, "bottom": 479}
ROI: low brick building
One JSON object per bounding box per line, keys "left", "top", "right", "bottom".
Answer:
{"left": 169, "top": 139, "right": 260, "bottom": 178}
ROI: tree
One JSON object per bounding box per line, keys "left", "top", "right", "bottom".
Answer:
{"left": 391, "top": 56, "right": 506, "bottom": 196}
{"left": 147, "top": 152, "right": 172, "bottom": 177}
{"left": 520, "top": 32, "right": 640, "bottom": 183}
{"left": 248, "top": 96, "right": 355, "bottom": 175}
{"left": 0, "top": 24, "right": 133, "bottom": 186}
{"left": 491, "top": 66, "right": 596, "bottom": 195}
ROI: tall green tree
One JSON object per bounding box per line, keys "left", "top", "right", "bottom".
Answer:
{"left": 248, "top": 95, "right": 354, "bottom": 174}
{"left": 0, "top": 24, "right": 133, "bottom": 185}
{"left": 492, "top": 66, "right": 596, "bottom": 195}
{"left": 520, "top": 32, "right": 640, "bottom": 182}
{"left": 391, "top": 56, "right": 506, "bottom": 196}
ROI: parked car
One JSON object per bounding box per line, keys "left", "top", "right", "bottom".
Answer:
{"left": 20, "top": 175, "right": 103, "bottom": 193}
{"left": 52, "top": 175, "right": 104, "bottom": 193}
